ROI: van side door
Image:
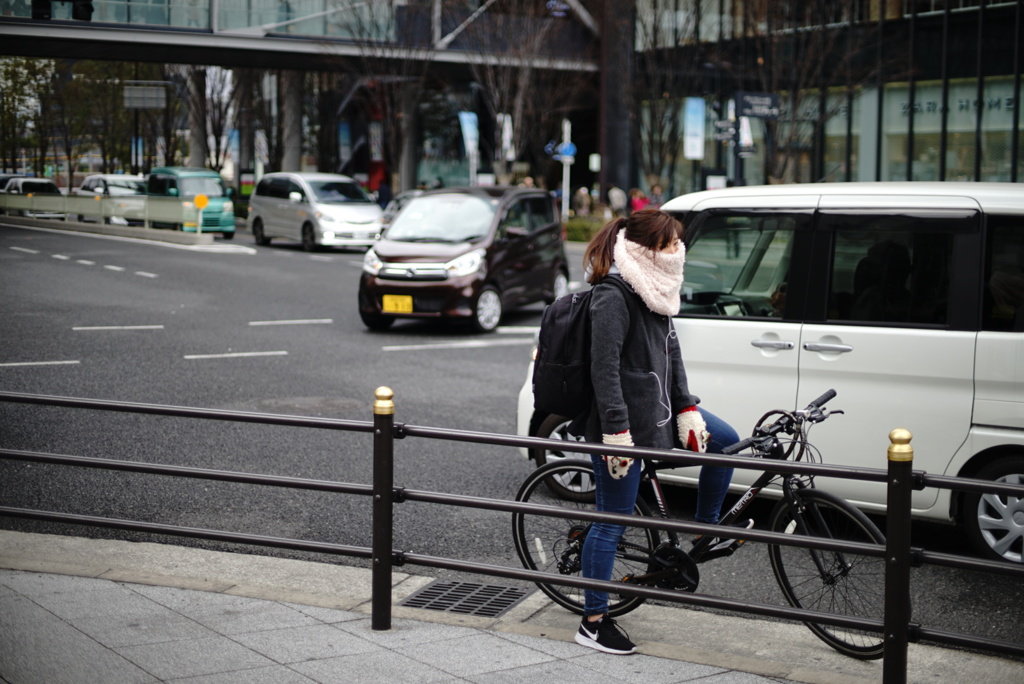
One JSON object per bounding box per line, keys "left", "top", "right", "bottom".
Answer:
{"left": 800, "top": 204, "right": 981, "bottom": 515}
{"left": 667, "top": 203, "right": 816, "bottom": 488}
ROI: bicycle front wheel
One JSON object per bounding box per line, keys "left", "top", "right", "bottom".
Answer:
{"left": 512, "top": 460, "right": 658, "bottom": 618}
{"left": 768, "top": 488, "right": 886, "bottom": 660}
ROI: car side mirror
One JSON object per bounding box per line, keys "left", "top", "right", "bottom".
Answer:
{"left": 288, "top": 191, "right": 302, "bottom": 202}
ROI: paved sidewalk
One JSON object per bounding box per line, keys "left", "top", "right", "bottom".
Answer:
{"left": 1, "top": 531, "right": 1021, "bottom": 684}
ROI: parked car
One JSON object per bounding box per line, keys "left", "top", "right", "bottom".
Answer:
{"left": 0, "top": 173, "right": 25, "bottom": 191}
{"left": 1, "top": 177, "right": 66, "bottom": 219}
{"left": 146, "top": 166, "right": 236, "bottom": 238}
{"left": 517, "top": 181, "right": 1024, "bottom": 564}
{"left": 73, "top": 174, "right": 147, "bottom": 224}
{"left": 359, "top": 186, "right": 570, "bottom": 333}
{"left": 247, "top": 172, "right": 382, "bottom": 250}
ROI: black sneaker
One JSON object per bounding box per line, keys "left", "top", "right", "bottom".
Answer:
{"left": 575, "top": 615, "right": 637, "bottom": 655}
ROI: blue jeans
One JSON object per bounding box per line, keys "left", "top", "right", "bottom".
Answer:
{"left": 581, "top": 407, "right": 739, "bottom": 616}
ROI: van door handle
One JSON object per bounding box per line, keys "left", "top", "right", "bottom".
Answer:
{"left": 750, "top": 339, "right": 795, "bottom": 350}
{"left": 803, "top": 342, "right": 854, "bottom": 353}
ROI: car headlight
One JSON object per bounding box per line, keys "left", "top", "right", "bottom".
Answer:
{"left": 445, "top": 249, "right": 485, "bottom": 278}
{"left": 224, "top": 201, "right": 234, "bottom": 213}
{"left": 363, "top": 248, "right": 383, "bottom": 275}
{"left": 315, "top": 211, "right": 336, "bottom": 222}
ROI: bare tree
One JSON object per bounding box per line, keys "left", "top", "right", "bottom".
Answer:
{"left": 738, "top": 2, "right": 901, "bottom": 183}
{"left": 633, "top": 0, "right": 703, "bottom": 195}
{"left": 462, "top": 1, "right": 597, "bottom": 184}
{"left": 0, "top": 57, "right": 55, "bottom": 174}
{"left": 184, "top": 65, "right": 237, "bottom": 171}
{"left": 336, "top": 1, "right": 437, "bottom": 191}
{"left": 72, "top": 60, "right": 136, "bottom": 173}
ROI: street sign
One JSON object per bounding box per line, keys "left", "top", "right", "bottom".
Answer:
{"left": 736, "top": 91, "right": 780, "bottom": 119}
{"left": 713, "top": 120, "right": 735, "bottom": 129}
{"left": 713, "top": 131, "right": 735, "bottom": 141}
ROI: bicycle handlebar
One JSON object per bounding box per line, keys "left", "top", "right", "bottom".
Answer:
{"left": 719, "top": 389, "right": 837, "bottom": 456}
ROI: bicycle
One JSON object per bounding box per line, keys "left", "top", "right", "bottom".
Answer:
{"left": 511, "top": 389, "right": 888, "bottom": 660}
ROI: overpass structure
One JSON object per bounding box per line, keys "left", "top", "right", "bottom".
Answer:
{"left": 0, "top": 2, "right": 632, "bottom": 194}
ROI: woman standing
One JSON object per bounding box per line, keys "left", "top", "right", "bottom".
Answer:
{"left": 572, "top": 209, "right": 739, "bottom": 655}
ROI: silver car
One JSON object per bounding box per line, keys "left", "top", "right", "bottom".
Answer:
{"left": 247, "top": 172, "right": 383, "bottom": 250}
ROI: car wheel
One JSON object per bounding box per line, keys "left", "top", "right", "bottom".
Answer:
{"left": 529, "top": 413, "right": 583, "bottom": 469}
{"left": 302, "top": 223, "right": 318, "bottom": 252}
{"left": 548, "top": 270, "right": 569, "bottom": 303}
{"left": 963, "top": 456, "right": 1024, "bottom": 563}
{"left": 360, "top": 311, "right": 394, "bottom": 331}
{"left": 472, "top": 286, "right": 503, "bottom": 333}
{"left": 222, "top": 231, "right": 235, "bottom": 241}
{"left": 252, "top": 219, "right": 270, "bottom": 246}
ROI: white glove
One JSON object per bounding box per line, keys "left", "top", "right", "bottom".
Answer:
{"left": 601, "top": 430, "right": 634, "bottom": 479}
{"left": 677, "top": 408, "right": 709, "bottom": 453}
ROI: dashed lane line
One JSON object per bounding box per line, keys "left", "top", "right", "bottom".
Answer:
{"left": 103, "top": 265, "right": 126, "bottom": 272}
{"left": 382, "top": 338, "right": 534, "bottom": 352}
{"left": 72, "top": 325, "right": 165, "bottom": 331}
{"left": 9, "top": 246, "right": 39, "bottom": 254}
{"left": 248, "top": 319, "right": 333, "bottom": 326}
{"left": 0, "top": 360, "right": 80, "bottom": 367}
{"left": 183, "top": 351, "right": 289, "bottom": 360}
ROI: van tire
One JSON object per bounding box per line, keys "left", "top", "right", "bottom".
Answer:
{"left": 963, "top": 456, "right": 1024, "bottom": 564}
{"left": 252, "top": 219, "right": 270, "bottom": 246}
{"left": 302, "top": 223, "right": 318, "bottom": 252}
{"left": 222, "top": 231, "right": 234, "bottom": 240}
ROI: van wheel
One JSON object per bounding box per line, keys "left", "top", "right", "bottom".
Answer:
{"left": 222, "top": 231, "right": 235, "bottom": 241}
{"left": 360, "top": 311, "right": 394, "bottom": 331}
{"left": 963, "top": 456, "right": 1024, "bottom": 563}
{"left": 472, "top": 286, "right": 503, "bottom": 333}
{"left": 529, "top": 414, "right": 579, "bottom": 470}
{"left": 252, "top": 219, "right": 270, "bottom": 246}
{"left": 302, "top": 223, "right": 318, "bottom": 252}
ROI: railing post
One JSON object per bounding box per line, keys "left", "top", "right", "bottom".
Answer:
{"left": 883, "top": 428, "right": 913, "bottom": 684}
{"left": 371, "top": 386, "right": 395, "bottom": 631}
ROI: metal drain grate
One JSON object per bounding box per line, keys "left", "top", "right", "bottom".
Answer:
{"left": 400, "top": 581, "right": 530, "bottom": 618}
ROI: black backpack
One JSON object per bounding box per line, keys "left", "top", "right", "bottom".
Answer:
{"left": 532, "top": 277, "right": 624, "bottom": 419}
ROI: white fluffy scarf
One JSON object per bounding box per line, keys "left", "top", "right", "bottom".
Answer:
{"left": 613, "top": 228, "right": 685, "bottom": 316}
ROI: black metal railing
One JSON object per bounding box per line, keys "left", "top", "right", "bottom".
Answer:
{"left": 1, "top": 388, "right": 1023, "bottom": 684}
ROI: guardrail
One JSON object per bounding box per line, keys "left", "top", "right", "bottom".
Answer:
{"left": 1, "top": 193, "right": 209, "bottom": 229}
{"left": 1, "top": 388, "right": 1022, "bottom": 684}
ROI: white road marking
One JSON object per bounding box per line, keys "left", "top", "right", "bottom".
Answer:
{"left": 73, "top": 325, "right": 165, "bottom": 331}
{"left": 135, "top": 271, "right": 158, "bottom": 278}
{"left": 77, "top": 259, "right": 95, "bottom": 265}
{"left": 52, "top": 254, "right": 70, "bottom": 260}
{"left": 382, "top": 338, "right": 534, "bottom": 352}
{"left": 496, "top": 326, "right": 540, "bottom": 335}
{"left": 249, "top": 319, "right": 333, "bottom": 326}
{"left": 4, "top": 224, "right": 256, "bottom": 253}
{"left": 0, "top": 360, "right": 80, "bottom": 367}
{"left": 309, "top": 255, "right": 334, "bottom": 262}
{"left": 103, "top": 265, "right": 125, "bottom": 272}
{"left": 9, "top": 246, "right": 39, "bottom": 254}
{"left": 184, "top": 351, "right": 289, "bottom": 360}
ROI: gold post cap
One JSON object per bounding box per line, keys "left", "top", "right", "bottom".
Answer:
{"left": 373, "top": 386, "right": 395, "bottom": 415}
{"left": 887, "top": 428, "right": 913, "bottom": 462}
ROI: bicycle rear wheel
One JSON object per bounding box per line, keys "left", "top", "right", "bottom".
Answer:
{"left": 768, "top": 488, "right": 886, "bottom": 660}
{"left": 512, "top": 460, "right": 658, "bottom": 617}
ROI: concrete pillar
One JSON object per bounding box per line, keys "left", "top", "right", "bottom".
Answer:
{"left": 281, "top": 70, "right": 303, "bottom": 172}
{"left": 399, "top": 86, "right": 419, "bottom": 191}
{"left": 189, "top": 68, "right": 208, "bottom": 167}
{"left": 599, "top": 0, "right": 635, "bottom": 197}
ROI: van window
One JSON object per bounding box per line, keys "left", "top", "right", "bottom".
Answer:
{"left": 681, "top": 212, "right": 806, "bottom": 318}
{"left": 984, "top": 217, "right": 1024, "bottom": 332}
{"left": 149, "top": 175, "right": 175, "bottom": 195}
{"left": 821, "top": 213, "right": 962, "bottom": 326}
{"left": 179, "top": 176, "right": 227, "bottom": 198}
{"left": 501, "top": 201, "right": 528, "bottom": 234}
{"left": 309, "top": 180, "right": 371, "bottom": 203}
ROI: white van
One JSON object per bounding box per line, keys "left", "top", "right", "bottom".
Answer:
{"left": 518, "top": 182, "right": 1024, "bottom": 564}
{"left": 247, "top": 172, "right": 382, "bottom": 250}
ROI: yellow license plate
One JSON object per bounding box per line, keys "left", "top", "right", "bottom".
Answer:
{"left": 382, "top": 295, "right": 413, "bottom": 314}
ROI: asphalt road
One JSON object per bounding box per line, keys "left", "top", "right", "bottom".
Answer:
{"left": 0, "top": 222, "right": 1020, "bottom": 654}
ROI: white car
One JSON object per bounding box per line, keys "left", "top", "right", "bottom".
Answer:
{"left": 518, "top": 181, "right": 1024, "bottom": 564}
{"left": 73, "top": 174, "right": 147, "bottom": 225}
{"left": 247, "top": 172, "right": 382, "bottom": 250}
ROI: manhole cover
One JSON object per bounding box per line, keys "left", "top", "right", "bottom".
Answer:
{"left": 400, "top": 581, "right": 530, "bottom": 618}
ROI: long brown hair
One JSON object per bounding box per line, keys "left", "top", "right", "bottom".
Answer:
{"left": 583, "top": 208, "right": 684, "bottom": 283}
